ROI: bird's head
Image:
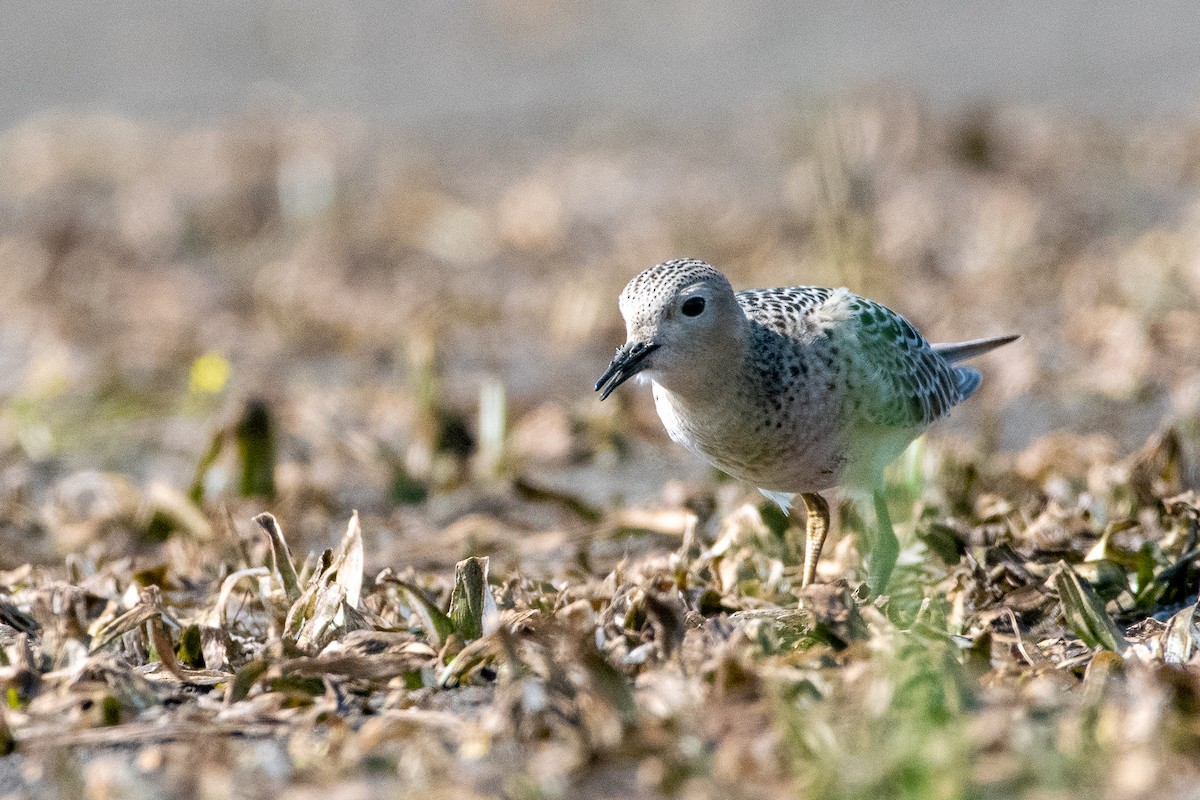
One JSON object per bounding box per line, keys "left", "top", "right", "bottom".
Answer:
{"left": 595, "top": 258, "right": 743, "bottom": 400}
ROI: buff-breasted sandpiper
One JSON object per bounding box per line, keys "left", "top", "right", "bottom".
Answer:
{"left": 595, "top": 258, "right": 1017, "bottom": 594}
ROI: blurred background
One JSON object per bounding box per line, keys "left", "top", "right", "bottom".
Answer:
{"left": 3, "top": 1, "right": 1200, "bottom": 564}
{"left": 7, "top": 1, "right": 1200, "bottom": 125}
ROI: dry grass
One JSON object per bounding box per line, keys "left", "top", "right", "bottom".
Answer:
{"left": 0, "top": 96, "right": 1199, "bottom": 797}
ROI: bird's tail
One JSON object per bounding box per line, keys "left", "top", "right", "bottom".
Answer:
{"left": 933, "top": 334, "right": 1020, "bottom": 364}
{"left": 954, "top": 367, "right": 982, "bottom": 399}
{"left": 933, "top": 334, "right": 1019, "bottom": 401}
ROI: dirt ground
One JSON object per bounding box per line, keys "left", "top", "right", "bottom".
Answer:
{"left": 1, "top": 96, "right": 1200, "bottom": 798}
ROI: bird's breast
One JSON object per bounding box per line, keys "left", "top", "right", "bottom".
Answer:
{"left": 650, "top": 380, "right": 846, "bottom": 493}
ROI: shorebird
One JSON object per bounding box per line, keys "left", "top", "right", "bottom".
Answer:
{"left": 595, "top": 258, "right": 1016, "bottom": 595}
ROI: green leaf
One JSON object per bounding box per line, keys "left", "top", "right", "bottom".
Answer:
{"left": 177, "top": 624, "right": 205, "bottom": 670}
{"left": 1163, "top": 601, "right": 1200, "bottom": 664}
{"left": 449, "top": 557, "right": 490, "bottom": 641}
{"left": 99, "top": 695, "right": 122, "bottom": 726}
{"left": 0, "top": 709, "right": 15, "bottom": 755}
{"left": 253, "top": 513, "right": 301, "bottom": 603}
{"left": 512, "top": 478, "right": 603, "bottom": 523}
{"left": 1053, "top": 561, "right": 1128, "bottom": 654}
{"left": 377, "top": 571, "right": 455, "bottom": 648}
{"left": 389, "top": 468, "right": 428, "bottom": 505}
{"left": 916, "top": 520, "right": 965, "bottom": 565}
{"left": 227, "top": 659, "right": 269, "bottom": 703}
{"left": 187, "top": 427, "right": 227, "bottom": 506}
{"left": 236, "top": 399, "right": 276, "bottom": 499}
{"left": 436, "top": 637, "right": 498, "bottom": 688}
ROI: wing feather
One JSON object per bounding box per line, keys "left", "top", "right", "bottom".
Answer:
{"left": 836, "top": 296, "right": 965, "bottom": 428}
{"left": 735, "top": 286, "right": 972, "bottom": 429}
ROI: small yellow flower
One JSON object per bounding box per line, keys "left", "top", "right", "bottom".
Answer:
{"left": 190, "top": 352, "right": 231, "bottom": 394}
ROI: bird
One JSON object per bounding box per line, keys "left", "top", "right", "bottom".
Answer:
{"left": 594, "top": 258, "right": 1017, "bottom": 595}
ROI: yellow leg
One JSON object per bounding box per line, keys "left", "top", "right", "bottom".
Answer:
{"left": 800, "top": 492, "right": 829, "bottom": 587}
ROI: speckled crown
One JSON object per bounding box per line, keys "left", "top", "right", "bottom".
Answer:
{"left": 618, "top": 258, "right": 731, "bottom": 315}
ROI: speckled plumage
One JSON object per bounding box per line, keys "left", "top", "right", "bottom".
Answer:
{"left": 596, "top": 258, "right": 1017, "bottom": 592}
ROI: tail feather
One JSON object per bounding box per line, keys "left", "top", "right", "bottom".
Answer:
{"left": 955, "top": 367, "right": 982, "bottom": 400}
{"left": 933, "top": 334, "right": 1020, "bottom": 364}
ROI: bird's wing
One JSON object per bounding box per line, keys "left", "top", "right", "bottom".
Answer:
{"left": 738, "top": 287, "right": 968, "bottom": 429}
{"left": 834, "top": 294, "right": 967, "bottom": 428}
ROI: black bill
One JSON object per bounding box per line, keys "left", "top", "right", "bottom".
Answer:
{"left": 594, "top": 341, "right": 660, "bottom": 401}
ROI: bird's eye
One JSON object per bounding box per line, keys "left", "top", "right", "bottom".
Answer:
{"left": 681, "top": 297, "right": 706, "bottom": 317}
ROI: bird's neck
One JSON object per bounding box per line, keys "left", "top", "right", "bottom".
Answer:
{"left": 653, "top": 325, "right": 750, "bottom": 407}
{"left": 650, "top": 343, "right": 760, "bottom": 477}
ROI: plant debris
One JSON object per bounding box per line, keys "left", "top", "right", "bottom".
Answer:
{"left": 1, "top": 98, "right": 1200, "bottom": 797}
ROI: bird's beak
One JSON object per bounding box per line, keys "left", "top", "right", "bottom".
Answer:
{"left": 594, "top": 341, "right": 660, "bottom": 400}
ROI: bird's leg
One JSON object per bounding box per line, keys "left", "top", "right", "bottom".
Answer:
{"left": 868, "top": 488, "right": 899, "bottom": 596}
{"left": 799, "top": 492, "right": 829, "bottom": 588}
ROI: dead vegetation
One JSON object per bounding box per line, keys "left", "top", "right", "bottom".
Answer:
{"left": 1, "top": 424, "right": 1200, "bottom": 799}
{"left": 1, "top": 97, "right": 1200, "bottom": 796}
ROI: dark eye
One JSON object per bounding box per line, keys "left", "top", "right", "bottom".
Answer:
{"left": 681, "top": 297, "right": 706, "bottom": 317}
